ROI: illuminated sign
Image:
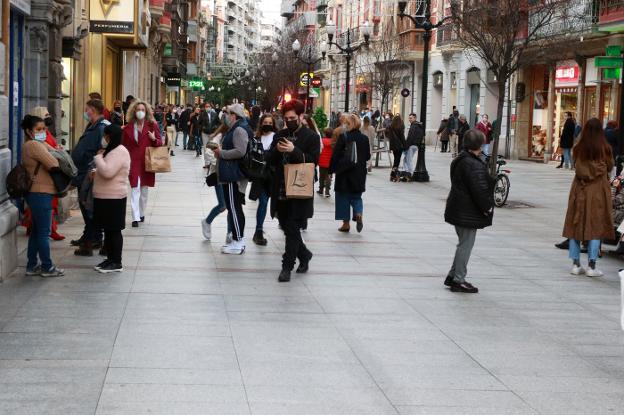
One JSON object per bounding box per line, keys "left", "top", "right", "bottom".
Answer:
{"left": 189, "top": 80, "right": 204, "bottom": 89}
{"left": 300, "top": 72, "right": 313, "bottom": 87}
{"left": 311, "top": 77, "right": 322, "bottom": 88}
{"left": 555, "top": 65, "right": 579, "bottom": 83}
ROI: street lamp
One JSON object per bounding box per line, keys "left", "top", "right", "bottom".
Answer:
{"left": 326, "top": 20, "right": 372, "bottom": 113}
{"left": 292, "top": 40, "right": 328, "bottom": 113}
{"left": 398, "top": 0, "right": 448, "bottom": 182}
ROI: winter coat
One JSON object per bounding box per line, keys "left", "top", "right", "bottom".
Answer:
{"left": 330, "top": 129, "right": 371, "bottom": 194}
{"left": 318, "top": 137, "right": 334, "bottom": 168}
{"left": 121, "top": 120, "right": 163, "bottom": 188}
{"left": 178, "top": 108, "right": 192, "bottom": 132}
{"left": 560, "top": 118, "right": 576, "bottom": 149}
{"left": 438, "top": 119, "right": 449, "bottom": 141}
{"left": 406, "top": 122, "right": 424, "bottom": 147}
{"left": 562, "top": 157, "right": 615, "bottom": 241}
{"left": 457, "top": 121, "right": 470, "bottom": 150}
{"left": 71, "top": 117, "right": 110, "bottom": 187}
{"left": 476, "top": 121, "right": 493, "bottom": 144}
{"left": 268, "top": 126, "right": 320, "bottom": 220}
{"left": 447, "top": 115, "right": 459, "bottom": 134}
{"left": 386, "top": 126, "right": 406, "bottom": 152}
{"left": 200, "top": 109, "right": 217, "bottom": 134}
{"left": 605, "top": 127, "right": 618, "bottom": 157}
{"left": 444, "top": 150, "right": 495, "bottom": 229}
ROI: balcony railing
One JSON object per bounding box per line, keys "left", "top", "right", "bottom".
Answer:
{"left": 529, "top": 0, "right": 596, "bottom": 38}
{"left": 436, "top": 23, "right": 457, "bottom": 47}
{"left": 598, "top": 0, "right": 624, "bottom": 25}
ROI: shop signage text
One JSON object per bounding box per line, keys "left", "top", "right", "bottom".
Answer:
{"left": 310, "top": 77, "right": 322, "bottom": 88}
{"left": 166, "top": 74, "right": 181, "bottom": 86}
{"left": 555, "top": 65, "right": 579, "bottom": 83}
{"left": 189, "top": 80, "right": 204, "bottom": 89}
{"left": 90, "top": 20, "right": 133, "bottom": 34}
{"left": 300, "top": 72, "right": 313, "bottom": 87}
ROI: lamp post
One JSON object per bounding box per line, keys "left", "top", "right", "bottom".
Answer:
{"left": 292, "top": 39, "right": 328, "bottom": 113}
{"left": 398, "top": 0, "right": 448, "bottom": 182}
{"left": 326, "top": 21, "right": 372, "bottom": 113}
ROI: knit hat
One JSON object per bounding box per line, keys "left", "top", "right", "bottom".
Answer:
{"left": 227, "top": 103, "right": 246, "bottom": 119}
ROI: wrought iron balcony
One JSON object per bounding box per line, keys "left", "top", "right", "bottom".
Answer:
{"left": 598, "top": 0, "right": 624, "bottom": 26}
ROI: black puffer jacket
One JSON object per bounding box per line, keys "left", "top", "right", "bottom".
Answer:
{"left": 444, "top": 150, "right": 495, "bottom": 229}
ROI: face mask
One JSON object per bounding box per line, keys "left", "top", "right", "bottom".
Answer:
{"left": 114, "top": 107, "right": 121, "bottom": 112}
{"left": 136, "top": 110, "right": 146, "bottom": 120}
{"left": 44, "top": 117, "right": 54, "bottom": 127}
{"left": 261, "top": 124, "right": 273, "bottom": 133}
{"left": 83, "top": 112, "right": 90, "bottom": 121}
{"left": 286, "top": 119, "right": 299, "bottom": 133}
{"left": 224, "top": 116, "right": 233, "bottom": 127}
{"left": 101, "top": 137, "right": 109, "bottom": 148}
{"left": 34, "top": 132, "right": 46, "bottom": 142}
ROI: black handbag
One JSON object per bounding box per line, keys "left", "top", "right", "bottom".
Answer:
{"left": 205, "top": 172, "right": 218, "bottom": 187}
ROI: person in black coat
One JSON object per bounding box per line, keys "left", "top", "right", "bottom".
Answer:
{"left": 330, "top": 113, "right": 371, "bottom": 233}
{"left": 178, "top": 104, "right": 193, "bottom": 150}
{"left": 268, "top": 100, "right": 320, "bottom": 283}
{"left": 444, "top": 129, "right": 495, "bottom": 294}
{"left": 557, "top": 111, "right": 576, "bottom": 169}
{"left": 386, "top": 115, "right": 406, "bottom": 181}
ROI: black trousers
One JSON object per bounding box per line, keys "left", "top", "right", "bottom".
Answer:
{"left": 392, "top": 149, "right": 402, "bottom": 169}
{"left": 319, "top": 167, "right": 331, "bottom": 193}
{"left": 278, "top": 211, "right": 312, "bottom": 271}
{"left": 224, "top": 182, "right": 245, "bottom": 241}
{"left": 440, "top": 141, "right": 449, "bottom": 152}
{"left": 78, "top": 196, "right": 102, "bottom": 244}
{"left": 104, "top": 230, "right": 123, "bottom": 264}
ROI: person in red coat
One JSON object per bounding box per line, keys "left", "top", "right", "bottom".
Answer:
{"left": 121, "top": 100, "right": 163, "bottom": 227}
{"left": 317, "top": 127, "right": 335, "bottom": 198}
{"left": 475, "top": 114, "right": 493, "bottom": 156}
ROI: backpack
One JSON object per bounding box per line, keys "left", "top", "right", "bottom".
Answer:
{"left": 6, "top": 163, "right": 40, "bottom": 199}
{"left": 242, "top": 137, "right": 269, "bottom": 180}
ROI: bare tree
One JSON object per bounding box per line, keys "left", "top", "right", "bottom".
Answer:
{"left": 450, "top": 0, "right": 585, "bottom": 175}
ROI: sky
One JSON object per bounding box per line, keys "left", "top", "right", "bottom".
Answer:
{"left": 259, "top": 0, "right": 282, "bottom": 24}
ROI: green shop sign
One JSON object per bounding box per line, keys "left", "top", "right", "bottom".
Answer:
{"left": 189, "top": 80, "right": 204, "bottom": 89}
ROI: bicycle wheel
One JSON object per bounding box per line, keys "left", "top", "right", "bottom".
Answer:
{"left": 494, "top": 173, "right": 510, "bottom": 207}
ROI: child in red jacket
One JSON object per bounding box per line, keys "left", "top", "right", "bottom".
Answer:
{"left": 317, "top": 128, "right": 334, "bottom": 198}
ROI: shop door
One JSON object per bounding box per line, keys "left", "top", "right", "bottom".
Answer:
{"left": 469, "top": 84, "right": 480, "bottom": 127}
{"left": 8, "top": 11, "right": 24, "bottom": 166}
{"left": 104, "top": 46, "right": 121, "bottom": 108}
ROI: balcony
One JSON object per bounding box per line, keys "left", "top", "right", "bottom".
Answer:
{"left": 598, "top": 0, "right": 624, "bottom": 30}
{"left": 436, "top": 23, "right": 458, "bottom": 48}
{"left": 530, "top": 0, "right": 596, "bottom": 39}
{"left": 149, "top": 0, "right": 165, "bottom": 19}
{"left": 158, "top": 13, "right": 172, "bottom": 34}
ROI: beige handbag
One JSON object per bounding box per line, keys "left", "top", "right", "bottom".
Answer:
{"left": 145, "top": 146, "right": 171, "bottom": 173}
{"left": 284, "top": 156, "right": 314, "bottom": 199}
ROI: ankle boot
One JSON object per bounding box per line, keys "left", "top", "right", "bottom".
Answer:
{"left": 74, "top": 241, "right": 93, "bottom": 257}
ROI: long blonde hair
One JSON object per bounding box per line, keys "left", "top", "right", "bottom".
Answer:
{"left": 126, "top": 99, "right": 155, "bottom": 124}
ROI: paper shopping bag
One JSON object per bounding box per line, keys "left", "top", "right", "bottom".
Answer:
{"left": 284, "top": 162, "right": 315, "bottom": 199}
{"left": 145, "top": 146, "right": 171, "bottom": 173}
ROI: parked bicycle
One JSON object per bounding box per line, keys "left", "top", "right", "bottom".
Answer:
{"left": 485, "top": 154, "right": 511, "bottom": 207}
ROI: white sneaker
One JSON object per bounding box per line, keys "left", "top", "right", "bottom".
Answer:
{"left": 586, "top": 268, "right": 603, "bottom": 277}
{"left": 221, "top": 239, "right": 245, "bottom": 255}
{"left": 571, "top": 265, "right": 586, "bottom": 275}
{"left": 201, "top": 219, "right": 211, "bottom": 240}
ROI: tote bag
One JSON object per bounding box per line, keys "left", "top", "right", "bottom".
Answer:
{"left": 145, "top": 146, "right": 171, "bottom": 173}
{"left": 284, "top": 156, "right": 315, "bottom": 199}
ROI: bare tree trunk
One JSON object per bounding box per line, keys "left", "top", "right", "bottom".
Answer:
{"left": 489, "top": 80, "right": 507, "bottom": 177}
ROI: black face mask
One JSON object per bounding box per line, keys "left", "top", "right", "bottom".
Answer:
{"left": 286, "top": 119, "right": 299, "bottom": 133}
{"left": 261, "top": 124, "right": 274, "bottom": 133}
{"left": 114, "top": 107, "right": 122, "bottom": 112}
{"left": 44, "top": 117, "right": 54, "bottom": 127}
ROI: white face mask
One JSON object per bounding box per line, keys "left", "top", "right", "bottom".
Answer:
{"left": 136, "top": 110, "right": 146, "bottom": 120}
{"left": 34, "top": 132, "right": 46, "bottom": 142}
{"left": 101, "top": 137, "right": 109, "bottom": 148}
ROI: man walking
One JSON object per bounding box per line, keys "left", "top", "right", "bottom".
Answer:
{"left": 557, "top": 111, "right": 575, "bottom": 169}
{"left": 403, "top": 113, "right": 424, "bottom": 175}
{"left": 447, "top": 109, "right": 460, "bottom": 157}
{"left": 200, "top": 102, "right": 217, "bottom": 148}
{"left": 178, "top": 104, "right": 192, "bottom": 150}
{"left": 443, "top": 129, "right": 494, "bottom": 293}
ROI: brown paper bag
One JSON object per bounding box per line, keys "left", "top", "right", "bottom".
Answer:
{"left": 284, "top": 162, "right": 315, "bottom": 199}
{"left": 145, "top": 146, "right": 171, "bottom": 173}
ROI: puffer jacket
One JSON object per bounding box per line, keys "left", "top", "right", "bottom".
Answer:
{"left": 444, "top": 150, "right": 495, "bottom": 229}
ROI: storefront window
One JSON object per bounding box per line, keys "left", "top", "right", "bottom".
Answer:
{"left": 530, "top": 90, "right": 548, "bottom": 158}
{"left": 553, "top": 89, "right": 577, "bottom": 155}
{"left": 61, "top": 58, "right": 72, "bottom": 150}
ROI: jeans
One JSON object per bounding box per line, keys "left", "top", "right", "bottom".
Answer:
{"left": 25, "top": 193, "right": 54, "bottom": 271}
{"left": 569, "top": 239, "right": 600, "bottom": 261}
{"left": 402, "top": 145, "right": 418, "bottom": 172}
{"left": 182, "top": 131, "right": 189, "bottom": 149}
{"left": 278, "top": 212, "right": 311, "bottom": 271}
{"left": 335, "top": 192, "right": 363, "bottom": 221}
{"left": 448, "top": 226, "right": 477, "bottom": 283}
{"left": 206, "top": 184, "right": 231, "bottom": 233}
{"left": 224, "top": 182, "right": 245, "bottom": 241}
{"left": 562, "top": 148, "right": 573, "bottom": 168}
{"left": 256, "top": 190, "right": 269, "bottom": 231}
{"left": 482, "top": 143, "right": 491, "bottom": 156}
{"left": 194, "top": 134, "right": 202, "bottom": 156}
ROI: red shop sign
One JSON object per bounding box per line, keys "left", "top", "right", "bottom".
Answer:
{"left": 555, "top": 65, "right": 579, "bottom": 84}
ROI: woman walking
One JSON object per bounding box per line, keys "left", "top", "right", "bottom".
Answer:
{"left": 201, "top": 123, "right": 232, "bottom": 242}
{"left": 318, "top": 128, "right": 335, "bottom": 198}
{"left": 438, "top": 118, "right": 449, "bottom": 152}
{"left": 250, "top": 114, "right": 276, "bottom": 245}
{"left": 360, "top": 116, "right": 376, "bottom": 172}
{"left": 562, "top": 118, "right": 614, "bottom": 277}
{"left": 330, "top": 114, "right": 371, "bottom": 233}
{"left": 121, "top": 100, "right": 163, "bottom": 228}
{"left": 386, "top": 115, "right": 406, "bottom": 182}
{"left": 92, "top": 124, "right": 130, "bottom": 273}
{"left": 21, "top": 115, "right": 64, "bottom": 277}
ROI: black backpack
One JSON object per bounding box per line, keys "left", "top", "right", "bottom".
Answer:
{"left": 242, "top": 137, "right": 269, "bottom": 180}
{"left": 6, "top": 163, "right": 40, "bottom": 199}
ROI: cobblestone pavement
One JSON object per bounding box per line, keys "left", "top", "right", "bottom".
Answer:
{"left": 2, "top": 147, "right": 623, "bottom": 414}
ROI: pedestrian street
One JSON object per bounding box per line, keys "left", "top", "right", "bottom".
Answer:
{"left": 1, "top": 149, "right": 623, "bottom": 415}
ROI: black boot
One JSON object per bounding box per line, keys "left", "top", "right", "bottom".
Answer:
{"left": 74, "top": 241, "right": 93, "bottom": 257}
{"left": 296, "top": 252, "right": 313, "bottom": 274}
{"left": 278, "top": 269, "right": 291, "bottom": 282}
{"left": 252, "top": 230, "right": 267, "bottom": 246}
